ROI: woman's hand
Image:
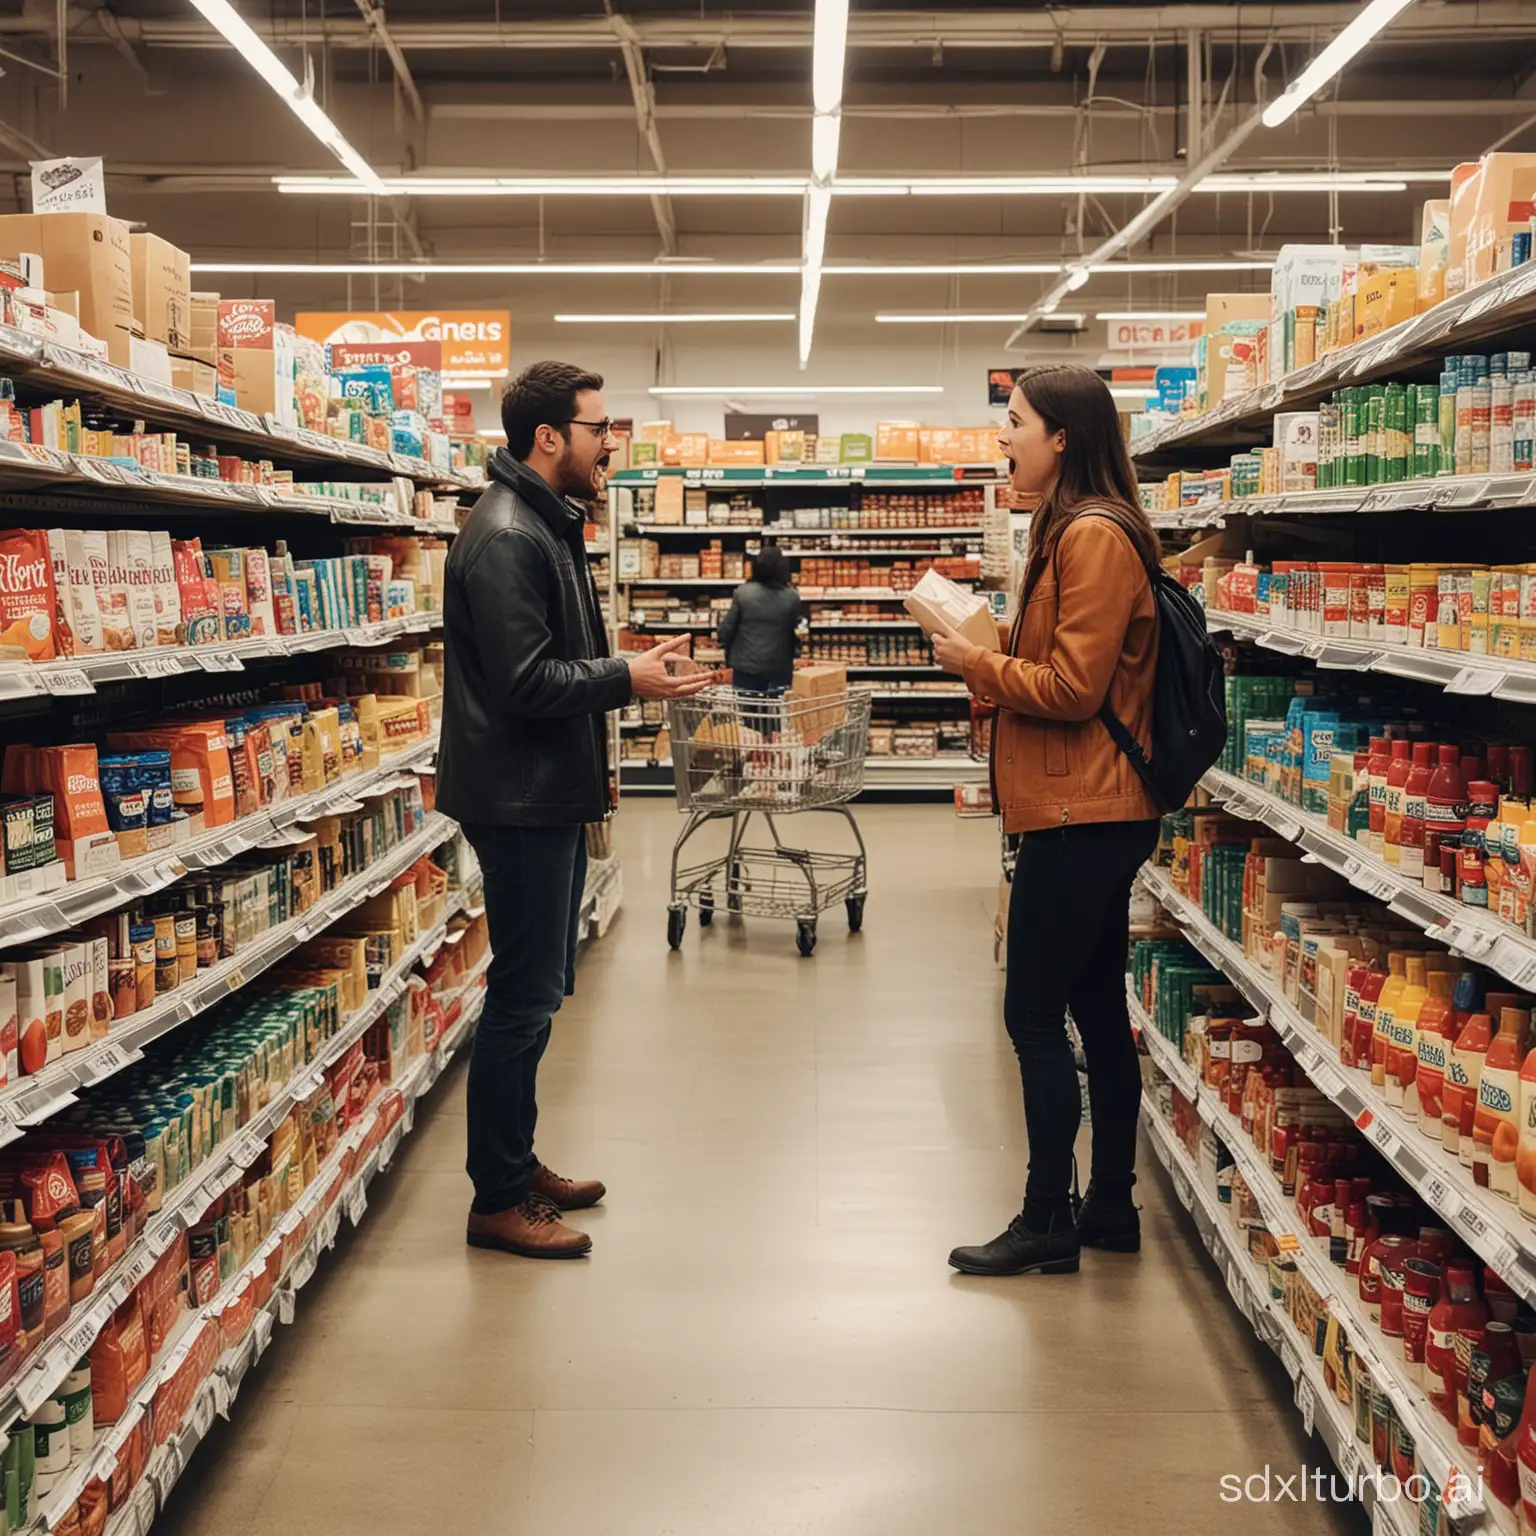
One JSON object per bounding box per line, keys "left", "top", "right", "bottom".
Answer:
{"left": 929, "top": 621, "right": 974, "bottom": 677}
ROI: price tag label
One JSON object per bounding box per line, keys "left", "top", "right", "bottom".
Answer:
{"left": 1296, "top": 1376, "right": 1316, "bottom": 1438}
{"left": 126, "top": 654, "right": 186, "bottom": 680}
{"left": 230, "top": 1128, "right": 267, "bottom": 1168}
{"left": 59, "top": 1315, "right": 98, "bottom": 1362}
{"left": 1335, "top": 1444, "right": 1359, "bottom": 1491}
{"left": 1459, "top": 1204, "right": 1490, "bottom": 1243}
{"left": 291, "top": 1247, "right": 318, "bottom": 1290}
{"left": 345, "top": 1180, "right": 368, "bottom": 1226}
{"left": 1420, "top": 1173, "right": 1452, "bottom": 1214}
{"left": 1281, "top": 1341, "right": 1300, "bottom": 1381}
{"left": 14, "top": 1364, "right": 55, "bottom": 1416}
{"left": 212, "top": 1371, "right": 232, "bottom": 1419}
{"left": 192, "top": 1388, "right": 216, "bottom": 1439}
{"left": 194, "top": 651, "right": 244, "bottom": 673}
{"left": 130, "top": 1477, "right": 157, "bottom": 1532}
{"left": 123, "top": 1246, "right": 159, "bottom": 1290}
{"left": 152, "top": 1439, "right": 186, "bottom": 1503}
{"left": 277, "top": 1287, "right": 296, "bottom": 1325}
{"left": 44, "top": 667, "right": 94, "bottom": 696}
{"left": 226, "top": 966, "right": 248, "bottom": 993}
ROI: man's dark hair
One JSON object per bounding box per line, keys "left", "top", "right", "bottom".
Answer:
{"left": 501, "top": 360, "right": 604, "bottom": 459}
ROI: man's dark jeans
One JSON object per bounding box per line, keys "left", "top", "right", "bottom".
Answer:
{"left": 460, "top": 822, "right": 587, "bottom": 1214}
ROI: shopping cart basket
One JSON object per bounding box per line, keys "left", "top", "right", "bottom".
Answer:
{"left": 664, "top": 686, "right": 871, "bottom": 956}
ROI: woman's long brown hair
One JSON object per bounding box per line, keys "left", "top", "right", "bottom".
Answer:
{"left": 1016, "top": 364, "right": 1161, "bottom": 595}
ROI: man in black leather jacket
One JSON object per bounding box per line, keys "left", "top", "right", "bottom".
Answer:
{"left": 438, "top": 361, "right": 713, "bottom": 1260}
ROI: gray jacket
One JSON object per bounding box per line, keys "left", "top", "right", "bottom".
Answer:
{"left": 717, "top": 581, "right": 805, "bottom": 685}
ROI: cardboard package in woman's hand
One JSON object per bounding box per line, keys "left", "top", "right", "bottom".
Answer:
{"left": 902, "top": 568, "right": 1000, "bottom": 650}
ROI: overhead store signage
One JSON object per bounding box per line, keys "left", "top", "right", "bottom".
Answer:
{"left": 295, "top": 311, "right": 510, "bottom": 376}
{"left": 30, "top": 157, "right": 107, "bottom": 214}
{"left": 723, "top": 412, "right": 820, "bottom": 439}
{"left": 1107, "top": 320, "right": 1203, "bottom": 351}
{"left": 330, "top": 339, "right": 443, "bottom": 373}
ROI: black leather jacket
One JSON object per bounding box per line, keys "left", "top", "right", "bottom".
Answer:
{"left": 436, "top": 450, "right": 630, "bottom": 827}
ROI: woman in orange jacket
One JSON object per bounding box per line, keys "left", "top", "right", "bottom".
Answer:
{"left": 932, "top": 365, "right": 1163, "bottom": 1277}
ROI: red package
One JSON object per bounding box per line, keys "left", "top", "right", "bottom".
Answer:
{"left": 170, "top": 538, "right": 221, "bottom": 646}
{"left": 0, "top": 530, "right": 57, "bottom": 660}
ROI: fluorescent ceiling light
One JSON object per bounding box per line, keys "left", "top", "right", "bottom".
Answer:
{"left": 1095, "top": 310, "right": 1205, "bottom": 320}
{"left": 1065, "top": 267, "right": 1090, "bottom": 292}
{"left": 190, "top": 1, "right": 385, "bottom": 194}
{"left": 812, "top": 0, "right": 851, "bottom": 114}
{"left": 554, "top": 312, "right": 796, "bottom": 324}
{"left": 1109, "top": 260, "right": 1272, "bottom": 273}
{"left": 1263, "top": 0, "right": 1419, "bottom": 127}
{"left": 811, "top": 116, "right": 842, "bottom": 184}
{"left": 648, "top": 385, "right": 944, "bottom": 398}
{"left": 876, "top": 312, "right": 1084, "bottom": 324}
{"left": 823, "top": 258, "right": 1271, "bottom": 276}
{"left": 189, "top": 260, "right": 801, "bottom": 275}
{"left": 274, "top": 174, "right": 809, "bottom": 196}
{"left": 799, "top": 185, "right": 833, "bottom": 364}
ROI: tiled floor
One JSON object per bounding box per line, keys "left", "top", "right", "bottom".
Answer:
{"left": 155, "top": 799, "right": 1364, "bottom": 1535}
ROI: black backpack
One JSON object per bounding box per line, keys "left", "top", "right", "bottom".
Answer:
{"left": 1081, "top": 515, "right": 1227, "bottom": 811}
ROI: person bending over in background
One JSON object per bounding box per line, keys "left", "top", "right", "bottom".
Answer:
{"left": 437, "top": 360, "right": 714, "bottom": 1261}
{"left": 717, "top": 544, "right": 805, "bottom": 694}
{"left": 929, "top": 365, "right": 1163, "bottom": 1279}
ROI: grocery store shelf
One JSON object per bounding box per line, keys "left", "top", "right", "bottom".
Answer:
{"left": 1205, "top": 610, "right": 1536, "bottom": 705}
{"left": 1131, "top": 986, "right": 1200, "bottom": 1101}
{"left": 44, "top": 983, "right": 487, "bottom": 1536}
{"left": 1197, "top": 764, "right": 1536, "bottom": 994}
{"left": 863, "top": 756, "right": 978, "bottom": 787}
{"left": 1131, "top": 257, "right": 1536, "bottom": 462}
{"left": 844, "top": 663, "right": 946, "bottom": 674}
{"left": 0, "top": 733, "right": 440, "bottom": 949}
{"left": 865, "top": 689, "right": 970, "bottom": 701}
{"left": 616, "top": 576, "right": 739, "bottom": 587}
{"left": 1137, "top": 984, "right": 1486, "bottom": 1524}
{"left": 613, "top": 466, "right": 999, "bottom": 487}
{"left": 0, "top": 815, "right": 459, "bottom": 1146}
{"left": 628, "top": 523, "right": 765, "bottom": 536}
{"left": 1151, "top": 470, "right": 1536, "bottom": 531}
{"left": 767, "top": 525, "right": 986, "bottom": 539}
{"left": 0, "top": 325, "right": 480, "bottom": 488}
{"left": 0, "top": 891, "right": 463, "bottom": 1445}
{"left": 0, "top": 612, "right": 442, "bottom": 702}
{"left": 774, "top": 544, "right": 982, "bottom": 558}
{"left": 1138, "top": 859, "right": 1536, "bottom": 1320}
{"left": 1138, "top": 1101, "right": 1385, "bottom": 1525}
{"left": 810, "top": 620, "right": 922, "bottom": 631}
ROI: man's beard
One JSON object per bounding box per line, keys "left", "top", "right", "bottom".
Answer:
{"left": 555, "top": 446, "right": 608, "bottom": 501}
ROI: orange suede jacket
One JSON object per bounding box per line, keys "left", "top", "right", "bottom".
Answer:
{"left": 962, "top": 513, "right": 1160, "bottom": 834}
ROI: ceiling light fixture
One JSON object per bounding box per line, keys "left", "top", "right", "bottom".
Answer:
{"left": 273, "top": 174, "right": 810, "bottom": 196}
{"left": 800, "top": 0, "right": 850, "bottom": 367}
{"left": 648, "top": 385, "right": 945, "bottom": 398}
{"left": 875, "top": 312, "right": 1085, "bottom": 324}
{"left": 188, "top": 260, "right": 802, "bottom": 275}
{"left": 1263, "top": 0, "right": 1420, "bottom": 127}
{"left": 190, "top": 1, "right": 386, "bottom": 194}
{"left": 554, "top": 312, "right": 797, "bottom": 323}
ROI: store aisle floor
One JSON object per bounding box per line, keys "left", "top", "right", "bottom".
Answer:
{"left": 157, "top": 802, "right": 1363, "bottom": 1536}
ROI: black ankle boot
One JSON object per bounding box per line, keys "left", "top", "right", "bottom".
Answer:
{"left": 1077, "top": 1179, "right": 1140, "bottom": 1253}
{"left": 948, "top": 1207, "right": 1081, "bottom": 1277}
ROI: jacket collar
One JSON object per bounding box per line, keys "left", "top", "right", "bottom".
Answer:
{"left": 489, "top": 447, "right": 587, "bottom": 535}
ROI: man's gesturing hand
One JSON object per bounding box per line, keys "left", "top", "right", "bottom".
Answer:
{"left": 627, "top": 634, "right": 721, "bottom": 700}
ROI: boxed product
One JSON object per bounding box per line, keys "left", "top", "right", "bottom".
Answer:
{"left": 875, "top": 422, "right": 920, "bottom": 461}
{"left": 131, "top": 234, "right": 191, "bottom": 351}
{"left": 903, "top": 567, "right": 1001, "bottom": 651}
{"left": 216, "top": 300, "right": 281, "bottom": 416}
{"left": 1355, "top": 248, "right": 1419, "bottom": 340}
{"left": 1462, "top": 152, "right": 1536, "bottom": 287}
{"left": 0, "top": 530, "right": 57, "bottom": 662}
{"left": 1418, "top": 200, "right": 1452, "bottom": 313}
{"left": 189, "top": 291, "right": 219, "bottom": 365}
{"left": 0, "top": 213, "right": 136, "bottom": 365}
{"left": 790, "top": 663, "right": 848, "bottom": 745}
{"left": 1270, "top": 246, "right": 1346, "bottom": 376}
{"left": 170, "top": 356, "right": 217, "bottom": 400}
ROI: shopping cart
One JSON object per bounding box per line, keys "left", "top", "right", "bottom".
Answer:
{"left": 665, "top": 686, "right": 871, "bottom": 956}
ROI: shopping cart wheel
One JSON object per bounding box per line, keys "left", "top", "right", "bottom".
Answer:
{"left": 796, "top": 919, "right": 817, "bottom": 957}
{"left": 845, "top": 895, "right": 865, "bottom": 933}
{"left": 667, "top": 907, "right": 686, "bottom": 950}
{"left": 699, "top": 889, "right": 715, "bottom": 927}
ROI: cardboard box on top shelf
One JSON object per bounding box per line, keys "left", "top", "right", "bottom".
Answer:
{"left": 170, "top": 356, "right": 217, "bottom": 400}
{"left": 1270, "top": 246, "right": 1346, "bottom": 376}
{"left": 840, "top": 433, "right": 873, "bottom": 463}
{"left": 764, "top": 430, "right": 806, "bottom": 464}
{"left": 128, "top": 336, "right": 172, "bottom": 387}
{"left": 1355, "top": 247, "right": 1419, "bottom": 341}
{"left": 217, "top": 299, "right": 284, "bottom": 417}
{"left": 1418, "top": 200, "right": 1452, "bottom": 313}
{"left": 1205, "top": 293, "right": 1271, "bottom": 331}
{"left": 188, "top": 291, "right": 219, "bottom": 364}
{"left": 129, "top": 233, "right": 190, "bottom": 352}
{"left": 652, "top": 475, "right": 685, "bottom": 524}
{"left": 636, "top": 420, "right": 672, "bottom": 444}
{"left": 875, "top": 422, "right": 920, "bottom": 461}
{"left": 0, "top": 212, "right": 137, "bottom": 365}
{"left": 661, "top": 432, "right": 709, "bottom": 467}
{"left": 1465, "top": 152, "right": 1536, "bottom": 288}
{"left": 1447, "top": 163, "right": 1483, "bottom": 299}
{"left": 708, "top": 438, "right": 765, "bottom": 466}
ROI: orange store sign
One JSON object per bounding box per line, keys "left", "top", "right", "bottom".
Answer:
{"left": 295, "top": 310, "right": 511, "bottom": 376}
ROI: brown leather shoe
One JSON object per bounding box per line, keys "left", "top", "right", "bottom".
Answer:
{"left": 530, "top": 1162, "right": 607, "bottom": 1211}
{"left": 466, "top": 1196, "right": 592, "bottom": 1259}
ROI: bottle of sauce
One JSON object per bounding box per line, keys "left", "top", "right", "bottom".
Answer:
{"left": 1425, "top": 744, "right": 1469, "bottom": 894}
{"left": 1372, "top": 951, "right": 1411, "bottom": 1090}
{"left": 1360, "top": 1231, "right": 1411, "bottom": 1327}
{"left": 1512, "top": 1360, "right": 1536, "bottom": 1535}
{"left": 1353, "top": 958, "right": 1389, "bottom": 1074}
{"left": 1463, "top": 779, "right": 1499, "bottom": 910}
{"left": 1484, "top": 1372, "right": 1527, "bottom": 1519}
{"left": 1448, "top": 1010, "right": 1495, "bottom": 1165}
{"left": 1366, "top": 735, "right": 1393, "bottom": 854}
{"left": 1416, "top": 970, "right": 1459, "bottom": 1136}
{"left": 1475, "top": 1006, "right": 1529, "bottom": 1198}
{"left": 1467, "top": 1321, "right": 1523, "bottom": 1449}
{"left": 1513, "top": 744, "right": 1534, "bottom": 802}
{"left": 1429, "top": 1260, "right": 1489, "bottom": 1423}
{"left": 1519, "top": 1040, "right": 1536, "bottom": 1219}
{"left": 1488, "top": 742, "right": 1512, "bottom": 795}
{"left": 1383, "top": 739, "right": 1415, "bottom": 866}
{"left": 1386, "top": 956, "right": 1429, "bottom": 1116}
{"left": 1400, "top": 741, "right": 1439, "bottom": 881}
{"left": 1519, "top": 804, "right": 1536, "bottom": 936}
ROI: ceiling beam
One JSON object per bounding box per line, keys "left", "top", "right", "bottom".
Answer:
{"left": 27, "top": 4, "right": 1536, "bottom": 52}
{"left": 605, "top": 3, "right": 677, "bottom": 257}
{"left": 353, "top": 0, "right": 424, "bottom": 125}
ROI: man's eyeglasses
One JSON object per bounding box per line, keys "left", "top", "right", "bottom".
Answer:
{"left": 561, "top": 418, "right": 617, "bottom": 440}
